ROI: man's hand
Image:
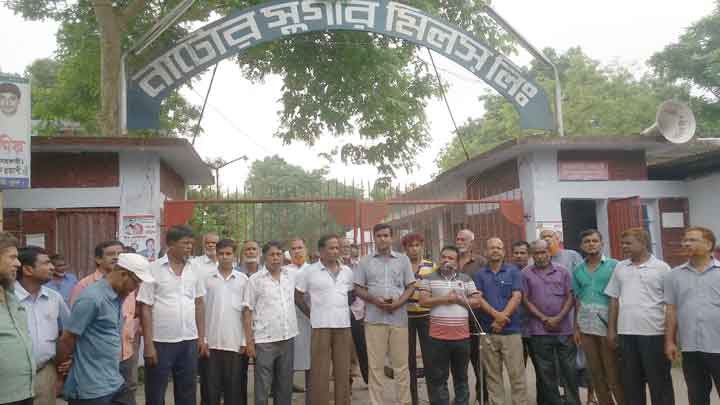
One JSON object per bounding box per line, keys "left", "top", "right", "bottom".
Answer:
{"left": 447, "top": 291, "right": 462, "bottom": 305}
{"left": 239, "top": 346, "right": 247, "bottom": 355}
{"left": 490, "top": 321, "right": 504, "bottom": 333}
{"left": 493, "top": 311, "right": 511, "bottom": 326}
{"left": 665, "top": 342, "right": 679, "bottom": 362}
{"left": 246, "top": 341, "right": 256, "bottom": 359}
{"left": 144, "top": 342, "right": 159, "bottom": 367}
{"left": 606, "top": 330, "right": 618, "bottom": 350}
{"left": 543, "top": 316, "right": 561, "bottom": 331}
{"left": 199, "top": 341, "right": 210, "bottom": 358}
{"left": 573, "top": 328, "right": 582, "bottom": 346}
{"left": 57, "top": 358, "right": 72, "bottom": 376}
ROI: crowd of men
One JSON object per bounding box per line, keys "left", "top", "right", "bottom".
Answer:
{"left": 1, "top": 222, "right": 719, "bottom": 405}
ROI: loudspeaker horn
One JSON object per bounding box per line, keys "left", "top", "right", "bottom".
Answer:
{"left": 642, "top": 100, "right": 696, "bottom": 144}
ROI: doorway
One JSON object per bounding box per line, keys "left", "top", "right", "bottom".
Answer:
{"left": 561, "top": 199, "right": 598, "bottom": 253}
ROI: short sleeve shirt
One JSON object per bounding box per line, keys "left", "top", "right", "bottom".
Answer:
{"left": 136, "top": 256, "right": 206, "bottom": 342}
{"left": 552, "top": 249, "right": 583, "bottom": 273}
{"left": 604, "top": 255, "right": 670, "bottom": 335}
{"left": 472, "top": 264, "right": 523, "bottom": 334}
{"left": 523, "top": 264, "right": 574, "bottom": 336}
{"left": 664, "top": 259, "right": 720, "bottom": 353}
{"left": 246, "top": 268, "right": 298, "bottom": 343}
{"left": 354, "top": 251, "right": 415, "bottom": 327}
{"left": 15, "top": 284, "right": 70, "bottom": 366}
{"left": 572, "top": 257, "right": 617, "bottom": 336}
{"left": 296, "top": 261, "right": 354, "bottom": 329}
{"left": 204, "top": 270, "right": 248, "bottom": 352}
{"left": 63, "top": 279, "right": 125, "bottom": 400}
{"left": 0, "top": 289, "right": 35, "bottom": 403}
{"left": 420, "top": 271, "right": 478, "bottom": 340}
{"left": 47, "top": 273, "right": 78, "bottom": 306}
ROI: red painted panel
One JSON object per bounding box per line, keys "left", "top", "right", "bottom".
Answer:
{"left": 56, "top": 209, "right": 118, "bottom": 279}
{"left": 659, "top": 198, "right": 689, "bottom": 267}
{"left": 608, "top": 197, "right": 643, "bottom": 259}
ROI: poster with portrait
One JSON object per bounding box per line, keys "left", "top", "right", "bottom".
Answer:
{"left": 121, "top": 215, "right": 158, "bottom": 262}
{"left": 0, "top": 74, "right": 31, "bottom": 189}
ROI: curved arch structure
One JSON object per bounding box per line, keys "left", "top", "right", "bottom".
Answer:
{"left": 126, "top": 0, "right": 555, "bottom": 131}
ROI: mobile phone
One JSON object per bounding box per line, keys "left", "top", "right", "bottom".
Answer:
{"left": 384, "top": 298, "right": 393, "bottom": 304}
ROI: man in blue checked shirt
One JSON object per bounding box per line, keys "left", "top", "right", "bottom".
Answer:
{"left": 15, "top": 247, "right": 70, "bottom": 405}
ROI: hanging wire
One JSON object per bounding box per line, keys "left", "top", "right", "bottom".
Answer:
{"left": 426, "top": 47, "right": 471, "bottom": 161}
{"left": 192, "top": 62, "right": 219, "bottom": 145}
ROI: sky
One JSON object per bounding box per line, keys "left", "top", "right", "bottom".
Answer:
{"left": 0, "top": 0, "right": 716, "bottom": 190}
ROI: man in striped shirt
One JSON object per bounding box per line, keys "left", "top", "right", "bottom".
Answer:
{"left": 419, "top": 245, "right": 481, "bottom": 405}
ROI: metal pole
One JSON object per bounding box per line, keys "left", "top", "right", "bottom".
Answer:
{"left": 483, "top": 5, "right": 564, "bottom": 136}
{"left": 192, "top": 63, "right": 220, "bottom": 145}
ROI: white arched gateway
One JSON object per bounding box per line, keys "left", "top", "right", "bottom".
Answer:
{"left": 124, "top": 0, "right": 556, "bottom": 132}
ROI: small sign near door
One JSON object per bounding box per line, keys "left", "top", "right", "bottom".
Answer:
{"left": 25, "top": 233, "right": 45, "bottom": 248}
{"left": 558, "top": 161, "right": 609, "bottom": 181}
{"left": 661, "top": 212, "right": 685, "bottom": 228}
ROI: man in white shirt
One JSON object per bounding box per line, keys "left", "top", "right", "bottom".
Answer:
{"left": 16, "top": 246, "right": 70, "bottom": 405}
{"left": 244, "top": 241, "right": 298, "bottom": 405}
{"left": 204, "top": 239, "right": 249, "bottom": 405}
{"left": 193, "top": 232, "right": 219, "bottom": 280}
{"left": 605, "top": 227, "right": 674, "bottom": 405}
{"left": 138, "top": 225, "right": 208, "bottom": 405}
{"left": 283, "top": 237, "right": 311, "bottom": 400}
{"left": 237, "top": 240, "right": 261, "bottom": 277}
{"left": 295, "top": 234, "right": 354, "bottom": 405}
{"left": 192, "top": 231, "right": 219, "bottom": 405}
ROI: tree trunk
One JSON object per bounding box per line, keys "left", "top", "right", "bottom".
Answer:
{"left": 92, "top": 0, "right": 123, "bottom": 136}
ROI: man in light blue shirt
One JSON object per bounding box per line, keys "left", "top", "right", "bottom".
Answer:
{"left": 16, "top": 247, "right": 70, "bottom": 405}
{"left": 57, "top": 253, "right": 154, "bottom": 405}
{"left": 665, "top": 226, "right": 720, "bottom": 405}
{"left": 46, "top": 254, "right": 77, "bottom": 306}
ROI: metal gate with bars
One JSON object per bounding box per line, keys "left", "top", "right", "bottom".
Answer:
{"left": 165, "top": 191, "right": 525, "bottom": 261}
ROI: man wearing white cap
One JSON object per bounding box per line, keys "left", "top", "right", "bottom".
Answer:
{"left": 57, "top": 253, "right": 154, "bottom": 405}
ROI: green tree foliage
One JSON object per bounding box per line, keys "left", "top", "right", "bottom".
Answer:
{"left": 650, "top": 1, "right": 720, "bottom": 134}
{"left": 436, "top": 47, "right": 693, "bottom": 171}
{"left": 8, "top": 0, "right": 512, "bottom": 176}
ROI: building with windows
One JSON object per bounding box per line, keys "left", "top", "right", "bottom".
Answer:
{"left": 1, "top": 136, "right": 213, "bottom": 276}
{"left": 396, "top": 135, "right": 719, "bottom": 266}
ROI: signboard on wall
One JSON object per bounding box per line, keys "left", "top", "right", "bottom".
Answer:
{"left": 558, "top": 161, "right": 609, "bottom": 181}
{"left": 0, "top": 74, "right": 31, "bottom": 189}
{"left": 121, "top": 215, "right": 158, "bottom": 261}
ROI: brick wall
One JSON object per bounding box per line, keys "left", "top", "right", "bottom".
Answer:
{"left": 31, "top": 152, "right": 119, "bottom": 188}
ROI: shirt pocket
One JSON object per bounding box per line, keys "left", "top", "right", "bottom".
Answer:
{"left": 550, "top": 282, "right": 565, "bottom": 296}
{"left": 183, "top": 284, "right": 196, "bottom": 299}
{"left": 42, "top": 309, "right": 60, "bottom": 342}
{"left": 709, "top": 285, "right": 720, "bottom": 307}
{"left": 392, "top": 268, "right": 405, "bottom": 289}
{"left": 499, "top": 281, "right": 513, "bottom": 298}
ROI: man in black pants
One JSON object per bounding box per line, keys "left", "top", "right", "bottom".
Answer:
{"left": 402, "top": 232, "right": 434, "bottom": 405}
{"left": 419, "top": 245, "right": 482, "bottom": 405}
{"left": 605, "top": 227, "right": 674, "bottom": 405}
{"left": 665, "top": 227, "right": 720, "bottom": 405}
{"left": 343, "top": 239, "right": 369, "bottom": 384}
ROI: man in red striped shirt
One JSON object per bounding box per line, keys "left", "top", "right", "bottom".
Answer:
{"left": 419, "top": 245, "right": 482, "bottom": 405}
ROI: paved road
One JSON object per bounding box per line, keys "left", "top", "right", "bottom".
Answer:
{"left": 97, "top": 364, "right": 716, "bottom": 405}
